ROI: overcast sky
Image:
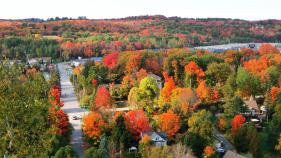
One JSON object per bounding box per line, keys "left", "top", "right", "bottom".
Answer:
{"left": 1, "top": 0, "right": 280, "bottom": 20}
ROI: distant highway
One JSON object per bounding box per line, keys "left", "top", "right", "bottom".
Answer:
{"left": 194, "top": 43, "right": 281, "bottom": 53}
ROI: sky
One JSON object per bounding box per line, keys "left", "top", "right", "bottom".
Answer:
{"left": 0, "top": 0, "right": 280, "bottom": 20}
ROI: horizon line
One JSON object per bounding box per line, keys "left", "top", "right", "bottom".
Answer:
{"left": 1, "top": 15, "right": 280, "bottom": 22}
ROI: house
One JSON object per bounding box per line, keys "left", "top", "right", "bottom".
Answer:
{"left": 244, "top": 95, "right": 260, "bottom": 116}
{"left": 147, "top": 73, "right": 162, "bottom": 89}
{"left": 28, "top": 57, "right": 51, "bottom": 66}
{"left": 223, "top": 151, "right": 246, "bottom": 158}
{"left": 141, "top": 131, "right": 167, "bottom": 147}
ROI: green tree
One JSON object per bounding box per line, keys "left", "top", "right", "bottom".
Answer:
{"left": 53, "top": 146, "right": 77, "bottom": 158}
{"left": 223, "top": 96, "right": 246, "bottom": 118}
{"left": 236, "top": 67, "right": 261, "bottom": 96}
{"left": 128, "top": 77, "right": 159, "bottom": 113}
{"left": 222, "top": 73, "right": 237, "bottom": 99}
{"left": 111, "top": 115, "right": 133, "bottom": 153}
{"left": 206, "top": 62, "right": 232, "bottom": 86}
{"left": 184, "top": 132, "right": 208, "bottom": 158}
{"left": 234, "top": 124, "right": 259, "bottom": 156}
{"left": 188, "top": 110, "right": 214, "bottom": 144}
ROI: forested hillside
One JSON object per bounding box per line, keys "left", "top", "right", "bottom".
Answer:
{"left": 1, "top": 16, "right": 281, "bottom": 60}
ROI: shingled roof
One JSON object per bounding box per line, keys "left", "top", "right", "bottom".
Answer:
{"left": 244, "top": 95, "right": 259, "bottom": 112}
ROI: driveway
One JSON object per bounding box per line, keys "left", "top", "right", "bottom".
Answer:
{"left": 58, "top": 63, "right": 88, "bottom": 158}
{"left": 214, "top": 128, "right": 234, "bottom": 151}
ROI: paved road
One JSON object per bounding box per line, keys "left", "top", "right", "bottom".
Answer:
{"left": 58, "top": 63, "right": 88, "bottom": 158}
{"left": 214, "top": 128, "right": 234, "bottom": 151}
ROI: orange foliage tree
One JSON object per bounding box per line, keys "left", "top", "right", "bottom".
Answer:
{"left": 243, "top": 56, "right": 269, "bottom": 80}
{"left": 259, "top": 43, "right": 280, "bottom": 55}
{"left": 204, "top": 146, "right": 215, "bottom": 158}
{"left": 157, "top": 110, "right": 180, "bottom": 138}
{"left": 172, "top": 60, "right": 179, "bottom": 83}
{"left": 196, "top": 80, "right": 210, "bottom": 102}
{"left": 185, "top": 61, "right": 205, "bottom": 88}
{"left": 94, "top": 86, "right": 112, "bottom": 110}
{"left": 231, "top": 114, "right": 246, "bottom": 135}
{"left": 82, "top": 111, "right": 107, "bottom": 139}
{"left": 270, "top": 87, "right": 281, "bottom": 101}
{"left": 217, "top": 117, "right": 226, "bottom": 132}
{"left": 126, "top": 53, "right": 142, "bottom": 74}
{"left": 124, "top": 110, "right": 151, "bottom": 140}
{"left": 158, "top": 71, "right": 176, "bottom": 107}
{"left": 170, "top": 87, "right": 199, "bottom": 113}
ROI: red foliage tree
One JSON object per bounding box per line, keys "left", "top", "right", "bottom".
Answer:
{"left": 94, "top": 86, "right": 112, "bottom": 110}
{"left": 91, "top": 79, "right": 98, "bottom": 87}
{"left": 259, "top": 43, "right": 280, "bottom": 55}
{"left": 124, "top": 110, "right": 151, "bottom": 140}
{"left": 231, "top": 114, "right": 246, "bottom": 135}
{"left": 49, "top": 85, "right": 64, "bottom": 107}
{"left": 103, "top": 52, "right": 119, "bottom": 69}
{"left": 49, "top": 108, "right": 70, "bottom": 135}
{"left": 157, "top": 110, "right": 180, "bottom": 138}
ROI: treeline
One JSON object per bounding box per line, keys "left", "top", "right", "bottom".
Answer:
{"left": 0, "top": 37, "right": 60, "bottom": 60}
{"left": 0, "top": 63, "right": 74, "bottom": 157}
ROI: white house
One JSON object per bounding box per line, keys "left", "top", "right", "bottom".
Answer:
{"left": 141, "top": 131, "right": 167, "bottom": 147}
{"left": 147, "top": 73, "right": 162, "bottom": 89}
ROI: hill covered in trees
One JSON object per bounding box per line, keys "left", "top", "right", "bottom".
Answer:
{"left": 1, "top": 15, "right": 281, "bottom": 60}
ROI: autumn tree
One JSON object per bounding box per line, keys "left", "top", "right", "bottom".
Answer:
{"left": 136, "top": 68, "right": 148, "bottom": 83}
{"left": 170, "top": 88, "right": 199, "bottom": 115}
{"left": 243, "top": 57, "right": 269, "bottom": 80}
{"left": 204, "top": 146, "right": 215, "bottom": 158}
{"left": 126, "top": 53, "right": 142, "bottom": 74}
{"left": 158, "top": 72, "right": 176, "bottom": 107}
{"left": 157, "top": 110, "right": 180, "bottom": 138}
{"left": 188, "top": 110, "right": 214, "bottom": 143}
{"left": 128, "top": 77, "right": 159, "bottom": 113}
{"left": 124, "top": 110, "right": 151, "bottom": 140}
{"left": 217, "top": 117, "right": 226, "bottom": 132}
{"left": 271, "top": 87, "right": 281, "bottom": 101}
{"left": 259, "top": 43, "right": 280, "bottom": 55}
{"left": 83, "top": 111, "right": 107, "bottom": 141}
{"left": 236, "top": 67, "right": 262, "bottom": 97}
{"left": 196, "top": 80, "right": 211, "bottom": 102}
{"left": 231, "top": 114, "right": 246, "bottom": 135}
{"left": 206, "top": 62, "right": 232, "bottom": 86}
{"left": 49, "top": 85, "right": 64, "bottom": 107}
{"left": 185, "top": 61, "right": 205, "bottom": 88}
{"left": 94, "top": 86, "right": 112, "bottom": 110}
{"left": 49, "top": 108, "right": 70, "bottom": 135}
{"left": 103, "top": 52, "right": 119, "bottom": 69}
